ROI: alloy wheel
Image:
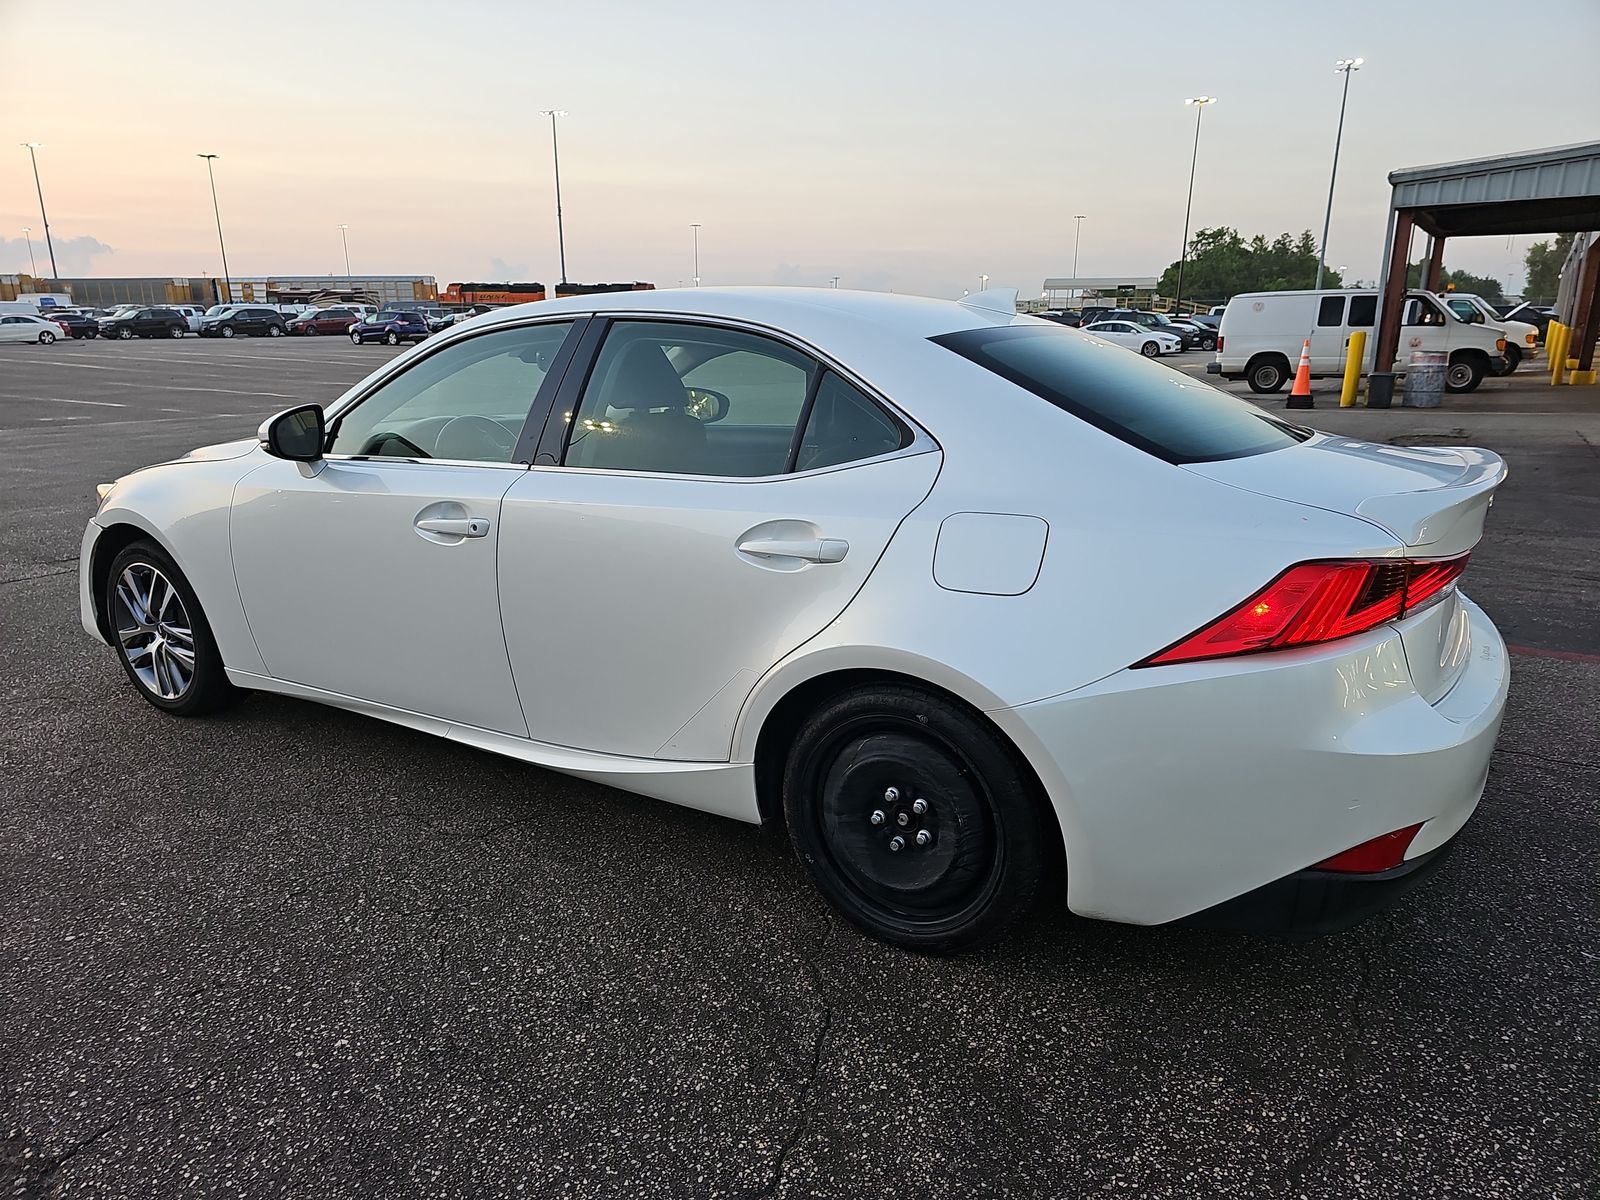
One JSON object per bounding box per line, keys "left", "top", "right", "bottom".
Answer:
{"left": 112, "top": 562, "right": 197, "bottom": 701}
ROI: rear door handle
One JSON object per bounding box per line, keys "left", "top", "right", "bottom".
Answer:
{"left": 736, "top": 536, "right": 848, "bottom": 563}
{"left": 415, "top": 516, "right": 490, "bottom": 538}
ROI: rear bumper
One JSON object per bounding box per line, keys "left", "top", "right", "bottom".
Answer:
{"left": 993, "top": 595, "right": 1508, "bottom": 927}
{"left": 1181, "top": 841, "right": 1453, "bottom": 938}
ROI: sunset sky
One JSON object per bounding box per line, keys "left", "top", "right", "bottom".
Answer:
{"left": 3, "top": 0, "right": 1597, "bottom": 298}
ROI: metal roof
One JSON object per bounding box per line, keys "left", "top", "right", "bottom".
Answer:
{"left": 1388, "top": 141, "right": 1600, "bottom": 238}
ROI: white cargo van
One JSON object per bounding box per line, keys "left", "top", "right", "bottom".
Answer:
{"left": 1442, "top": 293, "right": 1538, "bottom": 371}
{"left": 1212, "top": 289, "right": 1508, "bottom": 394}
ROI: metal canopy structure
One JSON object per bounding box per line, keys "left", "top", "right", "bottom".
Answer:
{"left": 1374, "top": 141, "right": 1600, "bottom": 394}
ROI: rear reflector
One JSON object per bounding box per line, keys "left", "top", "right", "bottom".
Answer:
{"left": 1313, "top": 823, "right": 1424, "bottom": 873}
{"left": 1137, "top": 553, "right": 1469, "bottom": 667}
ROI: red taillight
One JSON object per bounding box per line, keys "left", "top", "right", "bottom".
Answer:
{"left": 1138, "top": 553, "right": 1469, "bottom": 667}
{"left": 1215, "top": 335, "right": 1224, "bottom": 351}
{"left": 1313, "top": 823, "right": 1423, "bottom": 873}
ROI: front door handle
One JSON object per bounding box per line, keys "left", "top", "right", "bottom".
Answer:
{"left": 736, "top": 536, "right": 848, "bottom": 563}
{"left": 415, "top": 516, "right": 490, "bottom": 538}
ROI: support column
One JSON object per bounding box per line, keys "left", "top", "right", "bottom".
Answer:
{"left": 1572, "top": 241, "right": 1600, "bottom": 379}
{"left": 1369, "top": 208, "right": 1415, "bottom": 407}
{"left": 1425, "top": 235, "right": 1446, "bottom": 292}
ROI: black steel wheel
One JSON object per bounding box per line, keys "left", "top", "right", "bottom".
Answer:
{"left": 1247, "top": 356, "right": 1289, "bottom": 393}
{"left": 104, "top": 540, "right": 236, "bottom": 716}
{"left": 782, "top": 684, "right": 1056, "bottom": 953}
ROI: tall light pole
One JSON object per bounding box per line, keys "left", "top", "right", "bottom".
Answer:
{"left": 1173, "top": 97, "right": 1216, "bottom": 316}
{"left": 979, "top": 273, "right": 990, "bottom": 292}
{"left": 21, "top": 227, "right": 38, "bottom": 277}
{"left": 196, "top": 154, "right": 232, "bottom": 304}
{"left": 538, "top": 109, "right": 569, "bottom": 285}
{"left": 20, "top": 144, "right": 59, "bottom": 280}
{"left": 1072, "top": 214, "right": 1087, "bottom": 302}
{"left": 337, "top": 224, "right": 352, "bottom": 282}
{"left": 1315, "top": 58, "right": 1364, "bottom": 290}
{"left": 691, "top": 223, "right": 701, "bottom": 286}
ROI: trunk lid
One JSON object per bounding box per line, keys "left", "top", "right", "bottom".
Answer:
{"left": 1184, "top": 434, "right": 1507, "bottom": 704}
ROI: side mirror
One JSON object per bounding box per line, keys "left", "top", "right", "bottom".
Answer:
{"left": 684, "top": 387, "right": 731, "bottom": 423}
{"left": 259, "top": 404, "right": 325, "bottom": 462}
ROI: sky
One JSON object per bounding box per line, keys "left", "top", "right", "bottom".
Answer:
{"left": 2, "top": 0, "right": 1598, "bottom": 300}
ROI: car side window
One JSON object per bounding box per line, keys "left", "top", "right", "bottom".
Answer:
{"left": 328, "top": 321, "right": 573, "bottom": 464}
{"left": 1317, "top": 296, "right": 1345, "bottom": 326}
{"left": 1347, "top": 295, "right": 1377, "bottom": 327}
{"left": 795, "top": 372, "right": 906, "bottom": 471}
{"left": 564, "top": 321, "right": 817, "bottom": 477}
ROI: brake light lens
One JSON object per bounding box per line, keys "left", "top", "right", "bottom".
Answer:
{"left": 1215, "top": 335, "right": 1224, "bottom": 352}
{"left": 1137, "top": 553, "right": 1469, "bottom": 667}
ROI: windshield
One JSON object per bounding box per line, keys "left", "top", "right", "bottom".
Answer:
{"left": 932, "top": 324, "right": 1311, "bottom": 464}
{"left": 204, "top": 305, "right": 233, "bottom": 317}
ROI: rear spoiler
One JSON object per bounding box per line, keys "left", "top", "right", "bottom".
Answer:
{"left": 1354, "top": 448, "right": 1507, "bottom": 553}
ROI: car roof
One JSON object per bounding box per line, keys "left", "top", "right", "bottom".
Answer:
{"left": 470, "top": 286, "right": 1026, "bottom": 343}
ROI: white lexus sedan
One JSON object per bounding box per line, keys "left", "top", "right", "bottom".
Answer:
{"left": 1082, "top": 319, "right": 1183, "bottom": 357}
{"left": 81, "top": 288, "right": 1510, "bottom": 952}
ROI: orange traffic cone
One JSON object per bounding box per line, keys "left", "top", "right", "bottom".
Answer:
{"left": 1286, "top": 337, "right": 1314, "bottom": 409}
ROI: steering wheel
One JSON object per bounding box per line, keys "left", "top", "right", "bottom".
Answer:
{"left": 435, "top": 414, "right": 519, "bottom": 462}
{"left": 358, "top": 430, "right": 430, "bottom": 458}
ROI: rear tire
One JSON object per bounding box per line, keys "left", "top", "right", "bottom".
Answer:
{"left": 1247, "top": 355, "right": 1290, "bottom": 394}
{"left": 781, "top": 684, "right": 1055, "bottom": 954}
{"left": 104, "top": 540, "right": 236, "bottom": 717}
{"left": 39, "top": 330, "right": 56, "bottom": 344}
{"left": 169, "top": 324, "right": 184, "bottom": 338}
{"left": 385, "top": 331, "right": 400, "bottom": 345}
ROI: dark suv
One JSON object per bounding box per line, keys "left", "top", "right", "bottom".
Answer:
{"left": 200, "top": 306, "right": 288, "bottom": 339}
{"left": 98, "top": 307, "right": 188, "bottom": 339}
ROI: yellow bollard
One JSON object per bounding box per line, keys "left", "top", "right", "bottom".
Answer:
{"left": 1340, "top": 331, "right": 1367, "bottom": 407}
{"left": 1549, "top": 322, "right": 1568, "bottom": 385}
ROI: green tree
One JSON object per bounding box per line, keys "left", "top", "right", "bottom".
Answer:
{"left": 1158, "top": 227, "right": 1339, "bottom": 305}
{"left": 1523, "top": 232, "right": 1575, "bottom": 303}
{"left": 1403, "top": 262, "right": 1505, "bottom": 301}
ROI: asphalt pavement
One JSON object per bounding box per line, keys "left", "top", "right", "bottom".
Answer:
{"left": 1, "top": 336, "right": 1596, "bottom": 1199}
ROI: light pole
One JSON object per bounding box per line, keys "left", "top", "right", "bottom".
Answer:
{"left": 337, "top": 224, "right": 352, "bottom": 282}
{"left": 979, "top": 273, "right": 989, "bottom": 292}
{"left": 691, "top": 223, "right": 701, "bottom": 286}
{"left": 196, "top": 154, "right": 232, "bottom": 304}
{"left": 829, "top": 276, "right": 840, "bottom": 289}
{"left": 1315, "top": 58, "right": 1363, "bottom": 290}
{"left": 1072, "top": 214, "right": 1086, "bottom": 302}
{"left": 538, "top": 109, "right": 569, "bottom": 285}
{"left": 1173, "top": 97, "right": 1216, "bottom": 316}
{"left": 20, "top": 144, "right": 59, "bottom": 280}
{"left": 21, "top": 227, "right": 38, "bottom": 277}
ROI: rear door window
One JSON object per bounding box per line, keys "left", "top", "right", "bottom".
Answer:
{"left": 1347, "top": 295, "right": 1377, "bottom": 327}
{"left": 1317, "top": 296, "right": 1346, "bottom": 326}
{"left": 931, "top": 325, "right": 1310, "bottom": 464}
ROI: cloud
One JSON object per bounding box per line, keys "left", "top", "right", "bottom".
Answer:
{"left": 0, "top": 233, "right": 115, "bottom": 277}
{"left": 486, "top": 256, "right": 532, "bottom": 282}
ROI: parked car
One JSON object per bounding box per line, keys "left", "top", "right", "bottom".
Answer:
{"left": 288, "top": 308, "right": 361, "bottom": 336}
{"left": 0, "top": 313, "right": 66, "bottom": 344}
{"left": 1442, "top": 294, "right": 1538, "bottom": 371}
{"left": 1083, "top": 319, "right": 1183, "bottom": 357}
{"left": 1035, "top": 310, "right": 1083, "bottom": 327}
{"left": 350, "top": 311, "right": 431, "bottom": 345}
{"left": 1498, "top": 302, "right": 1557, "bottom": 344}
{"left": 80, "top": 287, "right": 1510, "bottom": 951}
{"left": 1213, "top": 289, "right": 1507, "bottom": 393}
{"left": 171, "top": 305, "right": 206, "bottom": 333}
{"left": 1166, "top": 320, "right": 1217, "bottom": 351}
{"left": 46, "top": 310, "right": 100, "bottom": 339}
{"left": 200, "top": 306, "right": 289, "bottom": 339}
{"left": 98, "top": 307, "right": 188, "bottom": 339}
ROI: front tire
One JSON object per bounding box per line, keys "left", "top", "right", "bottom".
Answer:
{"left": 267, "top": 324, "right": 284, "bottom": 337}
{"left": 118, "top": 327, "right": 134, "bottom": 340}
{"left": 1502, "top": 344, "right": 1521, "bottom": 373}
{"left": 304, "top": 324, "right": 319, "bottom": 336}
{"left": 1446, "top": 354, "right": 1485, "bottom": 393}
{"left": 104, "top": 540, "right": 236, "bottom": 716}
{"left": 1200, "top": 334, "right": 1217, "bottom": 351}
{"left": 1140, "top": 340, "right": 1160, "bottom": 357}
{"left": 782, "top": 685, "right": 1055, "bottom": 954}
{"left": 350, "top": 331, "right": 363, "bottom": 345}
{"left": 221, "top": 326, "right": 236, "bottom": 338}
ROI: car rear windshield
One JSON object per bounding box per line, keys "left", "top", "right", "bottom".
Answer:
{"left": 931, "top": 324, "right": 1311, "bottom": 464}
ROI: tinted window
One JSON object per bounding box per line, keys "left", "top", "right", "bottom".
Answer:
{"left": 1317, "top": 296, "right": 1346, "bottom": 326}
{"left": 795, "top": 372, "right": 907, "bottom": 471}
{"left": 1348, "top": 295, "right": 1377, "bottom": 327}
{"left": 931, "top": 325, "right": 1310, "bottom": 464}
{"left": 564, "top": 321, "right": 817, "bottom": 477}
{"left": 329, "top": 321, "right": 573, "bottom": 463}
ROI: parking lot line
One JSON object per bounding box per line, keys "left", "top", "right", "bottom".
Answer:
{"left": 34, "top": 396, "right": 127, "bottom": 408}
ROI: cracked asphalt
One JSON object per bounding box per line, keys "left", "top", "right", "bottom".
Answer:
{"left": 2, "top": 338, "right": 1597, "bottom": 1198}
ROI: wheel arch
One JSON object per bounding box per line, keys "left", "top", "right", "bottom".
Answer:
{"left": 87, "top": 518, "right": 177, "bottom": 641}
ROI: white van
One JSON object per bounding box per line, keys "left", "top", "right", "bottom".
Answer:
{"left": 0, "top": 300, "right": 41, "bottom": 318}
{"left": 1441, "top": 293, "right": 1539, "bottom": 371}
{"left": 1212, "top": 289, "right": 1508, "bottom": 394}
